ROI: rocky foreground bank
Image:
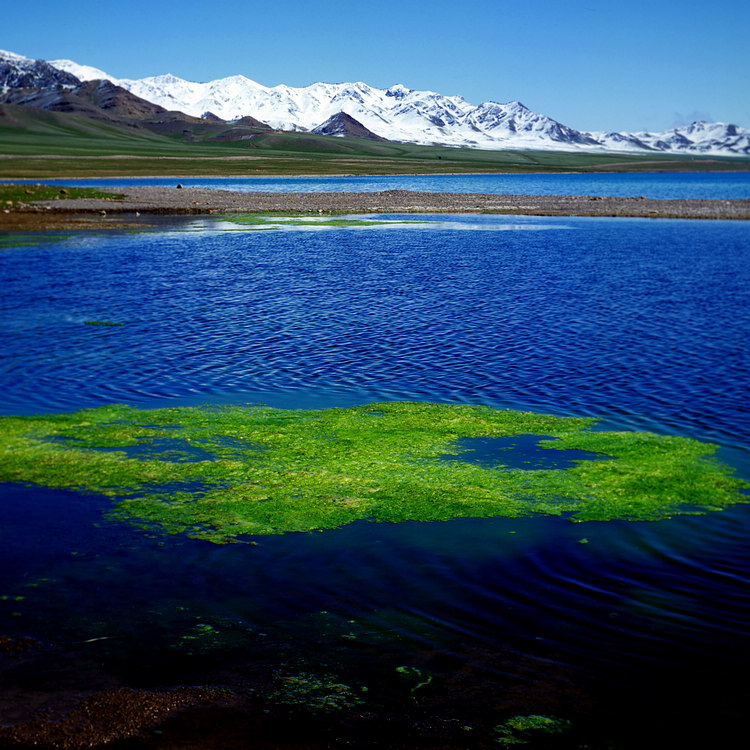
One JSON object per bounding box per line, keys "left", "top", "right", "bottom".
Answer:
{"left": 2, "top": 186, "right": 749, "bottom": 230}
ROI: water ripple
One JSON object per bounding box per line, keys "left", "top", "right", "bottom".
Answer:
{"left": 1, "top": 216, "right": 748, "bottom": 459}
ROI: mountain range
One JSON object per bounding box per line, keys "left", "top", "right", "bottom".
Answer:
{"left": 2, "top": 48, "right": 749, "bottom": 156}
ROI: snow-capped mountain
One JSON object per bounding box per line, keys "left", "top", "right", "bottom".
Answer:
{"left": 5, "top": 49, "right": 748, "bottom": 156}
{"left": 0, "top": 49, "right": 79, "bottom": 92}
{"left": 0, "top": 49, "right": 178, "bottom": 125}
{"left": 590, "top": 121, "right": 750, "bottom": 156}
{"left": 49, "top": 56, "right": 608, "bottom": 151}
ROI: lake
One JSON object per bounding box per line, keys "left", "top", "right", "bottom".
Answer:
{"left": 1, "top": 208, "right": 749, "bottom": 748}
{"left": 8, "top": 170, "right": 750, "bottom": 199}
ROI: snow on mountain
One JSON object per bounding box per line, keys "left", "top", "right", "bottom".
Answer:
{"left": 42, "top": 53, "right": 750, "bottom": 156}
{"left": 47, "top": 58, "right": 110, "bottom": 83}
{"left": 645, "top": 121, "right": 750, "bottom": 154}
{"left": 589, "top": 121, "right": 750, "bottom": 156}
{"left": 1, "top": 49, "right": 80, "bottom": 92}
{"left": 462, "top": 100, "right": 601, "bottom": 147}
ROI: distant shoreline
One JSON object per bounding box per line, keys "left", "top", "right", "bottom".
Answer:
{"left": 2, "top": 164, "right": 750, "bottom": 182}
{"left": 2, "top": 186, "right": 749, "bottom": 230}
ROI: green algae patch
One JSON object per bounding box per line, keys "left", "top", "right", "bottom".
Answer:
{"left": 0, "top": 402, "right": 746, "bottom": 543}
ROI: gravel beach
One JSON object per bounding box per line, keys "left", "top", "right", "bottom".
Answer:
{"left": 2, "top": 185, "right": 749, "bottom": 230}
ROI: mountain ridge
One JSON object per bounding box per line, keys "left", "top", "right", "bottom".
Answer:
{"left": 2, "top": 49, "right": 748, "bottom": 157}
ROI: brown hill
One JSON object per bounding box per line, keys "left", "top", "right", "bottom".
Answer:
{"left": 311, "top": 111, "right": 386, "bottom": 141}
{"left": 0, "top": 80, "right": 167, "bottom": 124}
{"left": 0, "top": 80, "right": 273, "bottom": 141}
{"left": 234, "top": 114, "right": 272, "bottom": 130}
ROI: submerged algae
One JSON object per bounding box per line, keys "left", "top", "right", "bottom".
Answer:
{"left": 270, "top": 670, "right": 365, "bottom": 713}
{"left": 0, "top": 402, "right": 746, "bottom": 543}
{"left": 494, "top": 714, "right": 573, "bottom": 746}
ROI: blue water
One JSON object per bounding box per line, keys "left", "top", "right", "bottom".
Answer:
{"left": 9, "top": 170, "right": 750, "bottom": 199}
{"left": 2, "top": 214, "right": 747, "bottom": 449}
{"left": 1, "top": 213, "right": 749, "bottom": 746}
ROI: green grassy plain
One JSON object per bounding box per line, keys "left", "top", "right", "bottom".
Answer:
{"left": 2, "top": 105, "right": 748, "bottom": 178}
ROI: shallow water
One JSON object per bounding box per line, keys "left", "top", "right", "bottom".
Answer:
{"left": 1, "top": 213, "right": 749, "bottom": 747}
{"left": 9, "top": 170, "right": 750, "bottom": 199}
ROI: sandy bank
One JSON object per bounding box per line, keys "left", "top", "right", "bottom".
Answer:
{"left": 2, "top": 186, "right": 749, "bottom": 230}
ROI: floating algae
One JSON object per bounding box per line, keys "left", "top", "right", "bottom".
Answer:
{"left": 0, "top": 402, "right": 746, "bottom": 543}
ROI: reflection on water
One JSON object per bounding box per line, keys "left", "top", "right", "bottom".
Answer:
{"left": 1, "top": 213, "right": 749, "bottom": 746}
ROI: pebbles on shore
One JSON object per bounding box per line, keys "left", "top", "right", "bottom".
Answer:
{"left": 1, "top": 186, "right": 749, "bottom": 230}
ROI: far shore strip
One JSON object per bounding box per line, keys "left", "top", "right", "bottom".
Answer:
{"left": 2, "top": 186, "right": 749, "bottom": 230}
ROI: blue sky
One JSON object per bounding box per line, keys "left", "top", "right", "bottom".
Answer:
{"left": 3, "top": 0, "right": 748, "bottom": 133}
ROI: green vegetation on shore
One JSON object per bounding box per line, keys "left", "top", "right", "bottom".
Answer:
{"left": 0, "top": 402, "right": 745, "bottom": 543}
{"left": 0, "top": 183, "right": 123, "bottom": 206}
{"left": 1, "top": 105, "right": 748, "bottom": 178}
